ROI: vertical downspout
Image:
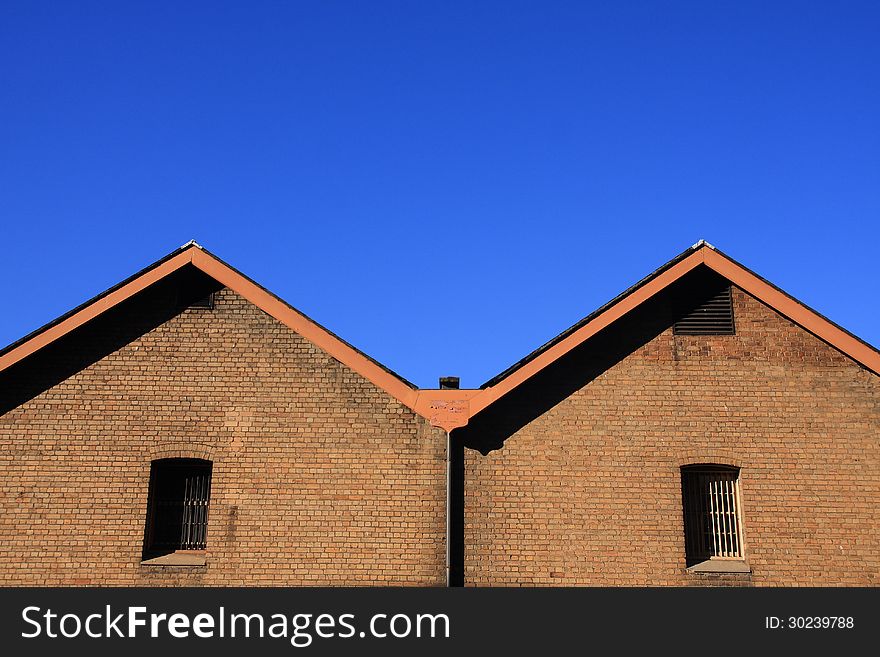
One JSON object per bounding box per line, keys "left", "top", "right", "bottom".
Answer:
{"left": 438, "top": 376, "right": 463, "bottom": 587}
{"left": 448, "top": 429, "right": 465, "bottom": 587}
{"left": 445, "top": 427, "right": 451, "bottom": 587}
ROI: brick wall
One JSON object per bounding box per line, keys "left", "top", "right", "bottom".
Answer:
{"left": 0, "top": 278, "right": 446, "bottom": 586}
{"left": 2, "top": 262, "right": 877, "bottom": 588}
{"left": 463, "top": 284, "right": 879, "bottom": 586}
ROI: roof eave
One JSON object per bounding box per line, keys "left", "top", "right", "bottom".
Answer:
{"left": 0, "top": 243, "right": 419, "bottom": 412}
{"left": 470, "top": 242, "right": 880, "bottom": 419}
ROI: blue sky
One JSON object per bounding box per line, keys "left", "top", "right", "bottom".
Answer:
{"left": 1, "top": 1, "right": 878, "bottom": 387}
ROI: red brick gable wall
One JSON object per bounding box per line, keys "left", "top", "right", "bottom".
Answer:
{"left": 463, "top": 286, "right": 879, "bottom": 586}
{"left": 0, "top": 287, "right": 446, "bottom": 586}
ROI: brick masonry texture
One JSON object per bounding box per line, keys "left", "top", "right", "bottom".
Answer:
{"left": 463, "top": 286, "right": 879, "bottom": 586}
{"left": 0, "top": 286, "right": 447, "bottom": 586}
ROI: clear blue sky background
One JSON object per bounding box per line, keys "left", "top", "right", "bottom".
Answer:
{"left": 1, "top": 1, "right": 878, "bottom": 388}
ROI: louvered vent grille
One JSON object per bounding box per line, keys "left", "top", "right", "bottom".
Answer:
{"left": 673, "top": 286, "right": 734, "bottom": 335}
{"left": 189, "top": 292, "right": 215, "bottom": 309}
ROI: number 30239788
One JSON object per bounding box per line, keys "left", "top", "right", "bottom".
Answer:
{"left": 765, "top": 616, "right": 854, "bottom": 629}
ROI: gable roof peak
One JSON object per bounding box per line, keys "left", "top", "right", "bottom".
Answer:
{"left": 0, "top": 243, "right": 421, "bottom": 413}
{"left": 470, "top": 241, "right": 880, "bottom": 416}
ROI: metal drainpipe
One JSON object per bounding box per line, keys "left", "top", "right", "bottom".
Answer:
{"left": 438, "top": 375, "right": 459, "bottom": 588}
{"left": 445, "top": 427, "right": 451, "bottom": 587}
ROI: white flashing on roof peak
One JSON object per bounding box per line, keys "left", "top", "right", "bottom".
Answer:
{"left": 180, "top": 240, "right": 204, "bottom": 250}
{"left": 691, "top": 239, "right": 716, "bottom": 250}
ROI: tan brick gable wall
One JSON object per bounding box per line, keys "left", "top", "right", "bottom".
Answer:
{"left": 463, "top": 286, "right": 879, "bottom": 586}
{"left": 0, "top": 287, "right": 446, "bottom": 586}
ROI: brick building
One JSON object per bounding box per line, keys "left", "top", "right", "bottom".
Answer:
{"left": 1, "top": 241, "right": 877, "bottom": 586}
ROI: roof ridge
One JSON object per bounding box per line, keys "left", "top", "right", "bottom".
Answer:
{"left": 470, "top": 242, "right": 880, "bottom": 417}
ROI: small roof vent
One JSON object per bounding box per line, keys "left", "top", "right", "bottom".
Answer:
{"left": 189, "top": 292, "right": 215, "bottom": 309}
{"left": 673, "top": 286, "right": 735, "bottom": 335}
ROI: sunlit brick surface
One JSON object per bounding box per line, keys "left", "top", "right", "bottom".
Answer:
{"left": 464, "top": 288, "right": 879, "bottom": 586}
{"left": 0, "top": 289, "right": 446, "bottom": 586}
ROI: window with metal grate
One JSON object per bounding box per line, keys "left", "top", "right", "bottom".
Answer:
{"left": 681, "top": 465, "right": 745, "bottom": 565}
{"left": 673, "top": 286, "right": 735, "bottom": 335}
{"left": 144, "top": 459, "right": 212, "bottom": 553}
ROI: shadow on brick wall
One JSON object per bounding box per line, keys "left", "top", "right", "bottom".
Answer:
{"left": 456, "top": 266, "right": 732, "bottom": 455}
{"left": 0, "top": 265, "right": 223, "bottom": 416}
{"left": 447, "top": 266, "right": 731, "bottom": 585}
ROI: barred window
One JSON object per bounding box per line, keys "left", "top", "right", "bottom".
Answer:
{"left": 143, "top": 459, "right": 212, "bottom": 556}
{"left": 681, "top": 465, "right": 745, "bottom": 566}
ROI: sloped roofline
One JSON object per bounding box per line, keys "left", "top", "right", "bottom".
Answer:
{"left": 468, "top": 241, "right": 880, "bottom": 417}
{"left": 479, "top": 240, "right": 709, "bottom": 390}
{"left": 1, "top": 240, "right": 878, "bottom": 429}
{"left": 0, "top": 242, "right": 422, "bottom": 412}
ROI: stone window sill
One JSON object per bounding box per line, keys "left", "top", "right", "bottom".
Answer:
{"left": 141, "top": 551, "right": 207, "bottom": 566}
{"left": 687, "top": 559, "right": 751, "bottom": 574}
